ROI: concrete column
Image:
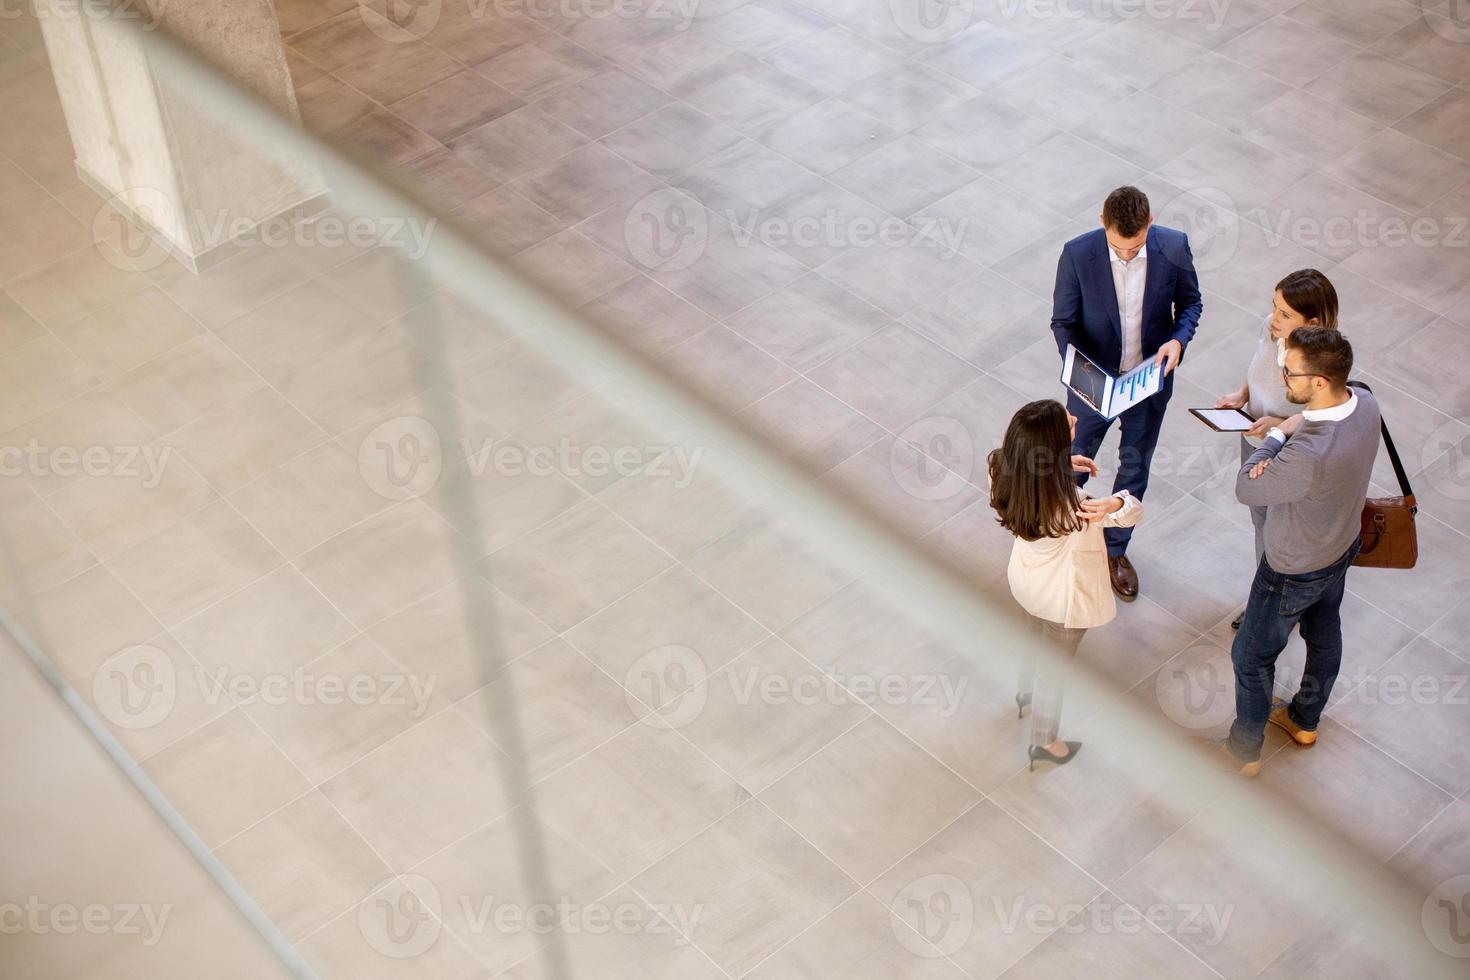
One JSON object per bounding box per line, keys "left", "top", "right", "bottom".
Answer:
{"left": 34, "top": 0, "right": 325, "bottom": 273}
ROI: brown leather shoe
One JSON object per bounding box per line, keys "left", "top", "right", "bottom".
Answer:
{"left": 1108, "top": 556, "right": 1138, "bottom": 601}
{"left": 1269, "top": 698, "right": 1317, "bottom": 746}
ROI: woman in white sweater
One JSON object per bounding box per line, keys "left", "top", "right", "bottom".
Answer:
{"left": 989, "top": 399, "right": 1144, "bottom": 770}
{"left": 1214, "top": 269, "right": 1339, "bottom": 629}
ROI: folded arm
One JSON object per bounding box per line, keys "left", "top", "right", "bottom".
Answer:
{"left": 1235, "top": 434, "right": 1315, "bottom": 507}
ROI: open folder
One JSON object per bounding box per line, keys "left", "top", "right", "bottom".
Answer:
{"left": 1061, "top": 344, "right": 1163, "bottom": 420}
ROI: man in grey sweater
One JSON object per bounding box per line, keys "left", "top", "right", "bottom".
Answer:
{"left": 1219, "top": 327, "right": 1379, "bottom": 775}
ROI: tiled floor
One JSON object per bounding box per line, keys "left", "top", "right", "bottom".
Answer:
{"left": 1, "top": 0, "right": 1469, "bottom": 977}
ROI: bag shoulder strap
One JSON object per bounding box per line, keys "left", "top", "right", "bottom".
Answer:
{"left": 1346, "top": 380, "right": 1416, "bottom": 507}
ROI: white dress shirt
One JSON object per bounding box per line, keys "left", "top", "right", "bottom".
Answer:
{"left": 1265, "top": 389, "right": 1358, "bottom": 445}
{"left": 1109, "top": 241, "right": 1147, "bottom": 372}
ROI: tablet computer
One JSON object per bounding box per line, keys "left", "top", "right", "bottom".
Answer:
{"left": 1190, "top": 407, "right": 1255, "bottom": 432}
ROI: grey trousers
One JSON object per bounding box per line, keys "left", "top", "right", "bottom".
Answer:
{"left": 1241, "top": 436, "right": 1267, "bottom": 562}
{"left": 1017, "top": 613, "right": 1087, "bottom": 748}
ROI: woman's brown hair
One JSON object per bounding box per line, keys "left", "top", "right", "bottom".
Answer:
{"left": 988, "top": 400, "right": 1083, "bottom": 542}
{"left": 1275, "top": 268, "right": 1339, "bottom": 328}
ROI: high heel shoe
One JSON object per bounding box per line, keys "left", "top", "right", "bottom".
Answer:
{"left": 1028, "top": 741, "right": 1081, "bottom": 771}
{"left": 1015, "top": 693, "right": 1032, "bottom": 718}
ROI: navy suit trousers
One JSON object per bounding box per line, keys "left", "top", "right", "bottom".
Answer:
{"left": 1067, "top": 386, "right": 1170, "bottom": 556}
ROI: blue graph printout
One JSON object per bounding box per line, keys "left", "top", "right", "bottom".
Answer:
{"left": 1061, "top": 345, "right": 1164, "bottom": 420}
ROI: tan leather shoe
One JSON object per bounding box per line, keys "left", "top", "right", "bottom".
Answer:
{"left": 1108, "top": 555, "right": 1138, "bottom": 601}
{"left": 1269, "top": 699, "right": 1317, "bottom": 746}
{"left": 1194, "top": 737, "right": 1262, "bottom": 778}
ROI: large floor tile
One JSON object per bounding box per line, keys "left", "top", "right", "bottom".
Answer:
{"left": 141, "top": 708, "right": 312, "bottom": 848}
{"left": 483, "top": 499, "right": 673, "bottom": 631}
{"left": 745, "top": 890, "right": 971, "bottom": 979}
{"left": 687, "top": 511, "right": 855, "bottom": 632}
{"left": 631, "top": 800, "right": 857, "bottom": 975}
{"left": 676, "top": 636, "right": 869, "bottom": 793}
{"left": 870, "top": 800, "right": 1103, "bottom": 979}
{"left": 106, "top": 498, "right": 282, "bottom": 627}
{"left": 760, "top": 716, "right": 979, "bottom": 883}
{"left": 214, "top": 789, "right": 392, "bottom": 941}
{"left": 321, "top": 708, "right": 526, "bottom": 870}
{"left": 457, "top": 638, "right": 631, "bottom": 782}
{"left": 806, "top": 324, "right": 979, "bottom": 431}
{"left": 298, "top": 501, "right": 471, "bottom": 628}
{"left": 1331, "top": 637, "right": 1470, "bottom": 798}
{"left": 407, "top": 807, "right": 620, "bottom": 975}
{"left": 531, "top": 721, "right": 751, "bottom": 879}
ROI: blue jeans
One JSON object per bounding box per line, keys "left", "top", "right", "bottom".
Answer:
{"left": 1227, "top": 540, "right": 1361, "bottom": 762}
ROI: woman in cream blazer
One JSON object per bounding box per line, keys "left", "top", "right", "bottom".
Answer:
{"left": 989, "top": 399, "right": 1144, "bottom": 770}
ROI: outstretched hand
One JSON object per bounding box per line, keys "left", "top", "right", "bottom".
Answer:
{"left": 1071, "top": 454, "right": 1098, "bottom": 477}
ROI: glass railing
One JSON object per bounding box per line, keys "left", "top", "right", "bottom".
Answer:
{"left": 0, "top": 2, "right": 1466, "bottom": 978}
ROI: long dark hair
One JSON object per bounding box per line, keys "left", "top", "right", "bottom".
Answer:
{"left": 1275, "top": 269, "right": 1339, "bottom": 328}
{"left": 988, "top": 400, "right": 1083, "bottom": 541}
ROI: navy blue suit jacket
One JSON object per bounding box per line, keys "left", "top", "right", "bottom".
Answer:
{"left": 1049, "top": 225, "right": 1203, "bottom": 388}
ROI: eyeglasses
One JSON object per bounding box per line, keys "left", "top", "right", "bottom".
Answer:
{"left": 1281, "top": 366, "right": 1325, "bottom": 381}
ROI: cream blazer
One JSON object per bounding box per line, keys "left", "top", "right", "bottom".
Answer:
{"left": 1006, "top": 490, "right": 1144, "bottom": 629}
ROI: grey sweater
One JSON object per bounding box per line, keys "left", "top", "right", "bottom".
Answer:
{"left": 1235, "top": 389, "right": 1379, "bottom": 574}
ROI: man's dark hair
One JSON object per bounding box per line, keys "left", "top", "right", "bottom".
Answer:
{"left": 1102, "top": 186, "right": 1150, "bottom": 238}
{"left": 1287, "top": 326, "right": 1353, "bottom": 390}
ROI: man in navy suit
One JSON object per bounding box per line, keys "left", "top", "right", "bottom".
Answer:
{"left": 1051, "top": 186, "right": 1203, "bottom": 600}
